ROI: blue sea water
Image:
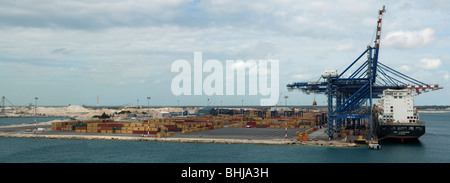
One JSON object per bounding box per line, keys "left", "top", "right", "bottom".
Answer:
{"left": 0, "top": 117, "right": 70, "bottom": 126}
{"left": 0, "top": 113, "right": 449, "bottom": 163}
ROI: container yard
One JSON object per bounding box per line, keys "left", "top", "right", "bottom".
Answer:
{"left": 49, "top": 108, "right": 326, "bottom": 137}
{"left": 0, "top": 107, "right": 368, "bottom": 147}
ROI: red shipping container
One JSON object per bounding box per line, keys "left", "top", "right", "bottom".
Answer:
{"left": 133, "top": 131, "right": 146, "bottom": 134}
{"left": 100, "top": 127, "right": 113, "bottom": 130}
{"left": 256, "top": 124, "right": 267, "bottom": 128}
{"left": 97, "top": 123, "right": 109, "bottom": 127}
{"left": 167, "top": 128, "right": 179, "bottom": 132}
{"left": 110, "top": 124, "right": 122, "bottom": 127}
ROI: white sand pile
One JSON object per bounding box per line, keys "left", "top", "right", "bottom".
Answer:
{"left": 66, "top": 105, "right": 90, "bottom": 113}
{"left": 35, "top": 105, "right": 91, "bottom": 117}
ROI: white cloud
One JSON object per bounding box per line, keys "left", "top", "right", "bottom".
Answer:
{"left": 293, "top": 73, "right": 311, "bottom": 81}
{"left": 416, "top": 58, "right": 442, "bottom": 70}
{"left": 1, "top": 0, "right": 449, "bottom": 105}
{"left": 0, "top": 0, "right": 188, "bottom": 29}
{"left": 383, "top": 28, "right": 436, "bottom": 49}
{"left": 436, "top": 71, "right": 449, "bottom": 82}
{"left": 230, "top": 60, "right": 257, "bottom": 70}
{"left": 89, "top": 68, "right": 98, "bottom": 72}
{"left": 273, "top": 10, "right": 287, "bottom": 17}
{"left": 398, "top": 65, "right": 412, "bottom": 72}
{"left": 335, "top": 43, "right": 355, "bottom": 52}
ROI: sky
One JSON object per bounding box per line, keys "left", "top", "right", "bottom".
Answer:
{"left": 0, "top": 0, "right": 449, "bottom": 106}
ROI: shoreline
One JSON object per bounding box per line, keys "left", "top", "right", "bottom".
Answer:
{"left": 0, "top": 132, "right": 361, "bottom": 148}
{"left": 0, "top": 119, "right": 72, "bottom": 128}
{"left": 0, "top": 116, "right": 364, "bottom": 148}
{"left": 418, "top": 110, "right": 450, "bottom": 113}
{"left": 0, "top": 116, "right": 71, "bottom": 118}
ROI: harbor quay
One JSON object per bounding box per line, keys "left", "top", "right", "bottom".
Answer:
{"left": 0, "top": 108, "right": 368, "bottom": 148}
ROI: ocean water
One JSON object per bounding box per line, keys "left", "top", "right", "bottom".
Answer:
{"left": 0, "top": 113, "right": 449, "bottom": 163}
{"left": 0, "top": 117, "right": 70, "bottom": 126}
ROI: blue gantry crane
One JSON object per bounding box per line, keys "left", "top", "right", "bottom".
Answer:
{"left": 287, "top": 5, "right": 441, "bottom": 139}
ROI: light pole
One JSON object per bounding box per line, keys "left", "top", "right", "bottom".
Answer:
{"left": 284, "top": 96, "right": 288, "bottom": 140}
{"left": 284, "top": 96, "right": 288, "bottom": 107}
{"left": 146, "top": 96, "right": 151, "bottom": 137}
{"left": 147, "top": 97, "right": 151, "bottom": 116}
{"left": 178, "top": 100, "right": 181, "bottom": 116}
{"left": 1, "top": 96, "right": 5, "bottom": 114}
{"left": 241, "top": 99, "right": 244, "bottom": 115}
{"left": 34, "top": 97, "right": 38, "bottom": 133}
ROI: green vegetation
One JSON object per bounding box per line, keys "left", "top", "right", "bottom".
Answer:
{"left": 92, "top": 112, "right": 111, "bottom": 119}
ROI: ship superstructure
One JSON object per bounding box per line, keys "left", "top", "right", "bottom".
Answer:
{"left": 377, "top": 89, "right": 425, "bottom": 140}
{"left": 378, "top": 89, "right": 418, "bottom": 124}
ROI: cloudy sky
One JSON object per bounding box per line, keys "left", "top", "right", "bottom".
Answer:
{"left": 0, "top": 0, "right": 449, "bottom": 106}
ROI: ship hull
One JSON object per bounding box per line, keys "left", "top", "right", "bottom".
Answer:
{"left": 377, "top": 124, "right": 425, "bottom": 139}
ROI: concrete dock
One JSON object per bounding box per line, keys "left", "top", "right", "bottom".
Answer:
{"left": 0, "top": 122, "right": 361, "bottom": 148}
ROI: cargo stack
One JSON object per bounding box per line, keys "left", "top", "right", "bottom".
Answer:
{"left": 51, "top": 119, "right": 114, "bottom": 131}
{"left": 297, "top": 134, "right": 308, "bottom": 141}
{"left": 75, "top": 123, "right": 87, "bottom": 133}
{"left": 51, "top": 110, "right": 326, "bottom": 137}
{"left": 87, "top": 123, "right": 98, "bottom": 133}
{"left": 228, "top": 124, "right": 240, "bottom": 128}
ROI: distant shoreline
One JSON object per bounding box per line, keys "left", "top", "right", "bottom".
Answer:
{"left": 0, "top": 116, "right": 71, "bottom": 118}
{"left": 418, "top": 110, "right": 450, "bottom": 113}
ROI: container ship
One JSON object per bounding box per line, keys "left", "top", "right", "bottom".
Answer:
{"left": 376, "top": 89, "right": 425, "bottom": 141}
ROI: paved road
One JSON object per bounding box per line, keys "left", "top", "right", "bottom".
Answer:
{"left": 1, "top": 123, "right": 307, "bottom": 141}
{"left": 170, "top": 127, "right": 304, "bottom": 140}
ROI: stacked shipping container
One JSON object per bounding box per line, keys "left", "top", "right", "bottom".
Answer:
{"left": 51, "top": 111, "right": 326, "bottom": 140}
